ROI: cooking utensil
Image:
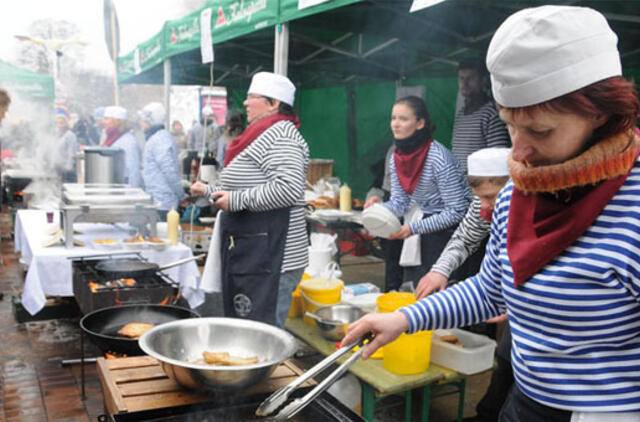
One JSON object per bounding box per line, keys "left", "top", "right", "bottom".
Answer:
{"left": 80, "top": 304, "right": 200, "bottom": 356}
{"left": 138, "top": 317, "right": 298, "bottom": 392}
{"left": 256, "top": 333, "right": 373, "bottom": 419}
{"left": 307, "top": 305, "right": 364, "bottom": 341}
{"left": 95, "top": 254, "right": 205, "bottom": 279}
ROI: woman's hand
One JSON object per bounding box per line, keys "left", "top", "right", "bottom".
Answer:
{"left": 485, "top": 313, "right": 508, "bottom": 324}
{"left": 415, "top": 271, "right": 448, "bottom": 299}
{"left": 388, "top": 224, "right": 412, "bottom": 240}
{"left": 212, "top": 191, "right": 230, "bottom": 211}
{"left": 364, "top": 196, "right": 381, "bottom": 209}
{"left": 342, "top": 312, "right": 410, "bottom": 360}
{"left": 190, "top": 181, "right": 207, "bottom": 196}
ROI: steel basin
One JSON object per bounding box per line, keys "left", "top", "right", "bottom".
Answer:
{"left": 314, "top": 305, "right": 364, "bottom": 341}
{"left": 138, "top": 317, "right": 297, "bottom": 392}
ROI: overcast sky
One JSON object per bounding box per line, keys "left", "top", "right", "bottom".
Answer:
{"left": 0, "top": 0, "right": 204, "bottom": 74}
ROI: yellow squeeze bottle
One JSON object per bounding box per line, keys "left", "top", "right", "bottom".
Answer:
{"left": 339, "top": 184, "right": 352, "bottom": 212}
{"left": 167, "top": 208, "right": 179, "bottom": 246}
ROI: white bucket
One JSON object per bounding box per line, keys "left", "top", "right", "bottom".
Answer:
{"left": 308, "top": 246, "right": 332, "bottom": 274}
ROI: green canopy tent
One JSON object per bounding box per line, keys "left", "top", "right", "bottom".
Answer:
{"left": 118, "top": 0, "right": 640, "bottom": 197}
{"left": 0, "top": 59, "right": 54, "bottom": 102}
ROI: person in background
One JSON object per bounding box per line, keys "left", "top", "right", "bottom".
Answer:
{"left": 90, "top": 106, "right": 106, "bottom": 145}
{"left": 191, "top": 72, "right": 309, "bottom": 328}
{"left": 187, "top": 106, "right": 217, "bottom": 155}
{"left": 344, "top": 6, "right": 640, "bottom": 421}
{"left": 138, "top": 102, "right": 184, "bottom": 219}
{"left": 366, "top": 95, "right": 472, "bottom": 285}
{"left": 364, "top": 145, "right": 403, "bottom": 291}
{"left": 0, "top": 89, "right": 10, "bottom": 228}
{"left": 452, "top": 57, "right": 510, "bottom": 173}
{"left": 415, "top": 147, "right": 512, "bottom": 422}
{"left": 171, "top": 120, "right": 187, "bottom": 152}
{"left": 72, "top": 115, "right": 91, "bottom": 146}
{"left": 103, "top": 106, "right": 142, "bottom": 188}
{"left": 214, "top": 109, "right": 245, "bottom": 168}
{"left": 54, "top": 107, "right": 79, "bottom": 183}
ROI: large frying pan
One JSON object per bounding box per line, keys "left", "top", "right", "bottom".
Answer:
{"left": 95, "top": 254, "right": 205, "bottom": 279}
{"left": 80, "top": 304, "right": 200, "bottom": 356}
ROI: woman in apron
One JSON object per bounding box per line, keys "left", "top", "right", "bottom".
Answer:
{"left": 344, "top": 6, "right": 640, "bottom": 421}
{"left": 365, "top": 95, "right": 472, "bottom": 285}
{"left": 192, "top": 72, "right": 309, "bottom": 327}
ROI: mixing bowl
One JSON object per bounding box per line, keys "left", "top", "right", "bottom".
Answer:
{"left": 138, "top": 317, "right": 297, "bottom": 392}
{"left": 312, "top": 305, "right": 364, "bottom": 341}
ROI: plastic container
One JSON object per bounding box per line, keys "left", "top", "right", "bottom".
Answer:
{"left": 342, "top": 292, "right": 382, "bottom": 314}
{"left": 300, "top": 277, "right": 344, "bottom": 326}
{"left": 343, "top": 282, "right": 380, "bottom": 297}
{"left": 431, "top": 329, "right": 497, "bottom": 375}
{"left": 327, "top": 374, "right": 362, "bottom": 415}
{"left": 377, "top": 292, "right": 432, "bottom": 375}
{"left": 339, "top": 184, "right": 352, "bottom": 212}
{"left": 288, "top": 273, "right": 311, "bottom": 318}
{"left": 167, "top": 208, "right": 179, "bottom": 246}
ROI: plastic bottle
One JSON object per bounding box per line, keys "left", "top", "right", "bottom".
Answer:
{"left": 167, "top": 208, "right": 179, "bottom": 246}
{"left": 339, "top": 184, "right": 352, "bottom": 212}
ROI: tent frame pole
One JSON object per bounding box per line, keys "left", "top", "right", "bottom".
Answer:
{"left": 164, "top": 58, "right": 171, "bottom": 128}
{"left": 274, "top": 23, "right": 289, "bottom": 76}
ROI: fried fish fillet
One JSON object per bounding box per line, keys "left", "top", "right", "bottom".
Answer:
{"left": 117, "top": 322, "right": 155, "bottom": 339}
{"left": 202, "top": 351, "right": 259, "bottom": 366}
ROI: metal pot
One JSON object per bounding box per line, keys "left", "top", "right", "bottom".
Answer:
{"left": 84, "top": 147, "right": 125, "bottom": 184}
{"left": 306, "top": 305, "right": 364, "bottom": 341}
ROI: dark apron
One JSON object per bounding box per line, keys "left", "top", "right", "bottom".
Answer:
{"left": 220, "top": 207, "right": 290, "bottom": 325}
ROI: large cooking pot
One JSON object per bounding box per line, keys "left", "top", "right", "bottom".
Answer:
{"left": 80, "top": 304, "right": 200, "bottom": 356}
{"left": 139, "top": 317, "right": 298, "bottom": 392}
{"left": 84, "top": 147, "right": 125, "bottom": 184}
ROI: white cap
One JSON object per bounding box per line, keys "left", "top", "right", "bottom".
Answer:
{"left": 138, "top": 102, "right": 165, "bottom": 126}
{"left": 104, "top": 106, "right": 128, "bottom": 120}
{"left": 248, "top": 72, "right": 296, "bottom": 106}
{"left": 201, "top": 105, "right": 214, "bottom": 116}
{"left": 487, "top": 6, "right": 621, "bottom": 108}
{"left": 467, "top": 147, "right": 511, "bottom": 177}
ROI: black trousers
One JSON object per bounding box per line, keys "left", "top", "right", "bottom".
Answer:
{"left": 381, "top": 237, "right": 403, "bottom": 291}
{"left": 499, "top": 385, "right": 571, "bottom": 422}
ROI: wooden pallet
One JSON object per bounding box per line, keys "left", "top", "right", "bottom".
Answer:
{"left": 97, "top": 356, "right": 315, "bottom": 416}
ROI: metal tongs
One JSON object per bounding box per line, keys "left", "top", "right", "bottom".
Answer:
{"left": 256, "top": 333, "right": 373, "bottom": 420}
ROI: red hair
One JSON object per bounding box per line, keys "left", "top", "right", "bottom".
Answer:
{"left": 500, "top": 77, "right": 640, "bottom": 140}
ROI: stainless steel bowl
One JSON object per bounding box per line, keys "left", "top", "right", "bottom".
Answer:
{"left": 138, "top": 317, "right": 297, "bottom": 392}
{"left": 314, "top": 305, "right": 364, "bottom": 341}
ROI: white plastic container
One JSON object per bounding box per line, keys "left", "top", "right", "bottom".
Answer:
{"left": 342, "top": 292, "right": 382, "bottom": 314}
{"left": 430, "top": 329, "right": 497, "bottom": 375}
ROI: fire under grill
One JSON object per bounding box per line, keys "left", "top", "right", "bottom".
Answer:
{"left": 72, "top": 254, "right": 179, "bottom": 315}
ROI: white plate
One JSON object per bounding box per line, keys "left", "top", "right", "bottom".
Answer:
{"left": 147, "top": 239, "right": 170, "bottom": 251}
{"left": 361, "top": 204, "right": 401, "bottom": 238}
{"left": 91, "top": 239, "right": 121, "bottom": 250}
{"left": 199, "top": 217, "right": 216, "bottom": 224}
{"left": 312, "top": 209, "right": 353, "bottom": 221}
{"left": 121, "top": 241, "right": 149, "bottom": 250}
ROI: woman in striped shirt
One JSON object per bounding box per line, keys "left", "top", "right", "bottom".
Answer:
{"left": 191, "top": 72, "right": 309, "bottom": 328}
{"left": 344, "top": 6, "right": 640, "bottom": 421}
{"left": 367, "top": 95, "right": 471, "bottom": 284}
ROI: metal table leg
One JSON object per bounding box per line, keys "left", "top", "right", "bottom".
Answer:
{"left": 361, "top": 382, "right": 376, "bottom": 421}
{"left": 421, "top": 384, "right": 432, "bottom": 422}
{"left": 457, "top": 378, "right": 466, "bottom": 422}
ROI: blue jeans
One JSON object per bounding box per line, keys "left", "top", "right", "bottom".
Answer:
{"left": 276, "top": 268, "right": 304, "bottom": 328}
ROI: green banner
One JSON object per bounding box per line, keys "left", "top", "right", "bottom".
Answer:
{"left": 278, "top": 0, "right": 361, "bottom": 23}
{"left": 0, "top": 60, "right": 54, "bottom": 101}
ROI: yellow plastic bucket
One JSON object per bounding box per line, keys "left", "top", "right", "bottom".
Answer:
{"left": 288, "top": 273, "right": 311, "bottom": 319}
{"left": 300, "top": 277, "right": 344, "bottom": 326}
{"left": 377, "top": 292, "right": 432, "bottom": 375}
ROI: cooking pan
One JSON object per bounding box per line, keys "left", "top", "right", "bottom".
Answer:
{"left": 80, "top": 304, "right": 200, "bottom": 356}
{"left": 95, "top": 254, "right": 205, "bottom": 279}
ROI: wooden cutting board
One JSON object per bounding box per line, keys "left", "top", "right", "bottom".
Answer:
{"left": 97, "top": 356, "right": 315, "bottom": 415}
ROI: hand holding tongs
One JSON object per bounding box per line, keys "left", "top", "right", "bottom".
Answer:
{"left": 256, "top": 333, "right": 373, "bottom": 420}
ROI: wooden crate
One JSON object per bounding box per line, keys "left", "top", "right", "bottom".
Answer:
{"left": 307, "top": 159, "right": 334, "bottom": 185}
{"left": 97, "top": 356, "right": 315, "bottom": 416}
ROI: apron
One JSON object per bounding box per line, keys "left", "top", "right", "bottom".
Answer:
{"left": 220, "top": 207, "right": 290, "bottom": 325}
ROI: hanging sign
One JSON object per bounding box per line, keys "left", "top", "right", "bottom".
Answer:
{"left": 410, "top": 0, "right": 447, "bottom": 13}
{"left": 298, "top": 0, "right": 332, "bottom": 10}
{"left": 200, "top": 7, "right": 214, "bottom": 63}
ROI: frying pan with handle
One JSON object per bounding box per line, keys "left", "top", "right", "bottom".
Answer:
{"left": 95, "top": 254, "right": 205, "bottom": 279}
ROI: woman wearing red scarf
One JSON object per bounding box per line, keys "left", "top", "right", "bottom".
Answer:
{"left": 191, "top": 72, "right": 309, "bottom": 328}
{"left": 366, "top": 95, "right": 472, "bottom": 286}
{"left": 101, "top": 106, "right": 142, "bottom": 188}
{"left": 345, "top": 6, "right": 640, "bottom": 421}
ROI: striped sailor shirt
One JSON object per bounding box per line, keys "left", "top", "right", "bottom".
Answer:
{"left": 384, "top": 140, "right": 472, "bottom": 235}
{"left": 400, "top": 158, "right": 640, "bottom": 412}
{"left": 451, "top": 101, "right": 511, "bottom": 174}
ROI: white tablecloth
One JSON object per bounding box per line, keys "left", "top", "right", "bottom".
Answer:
{"left": 14, "top": 210, "right": 205, "bottom": 315}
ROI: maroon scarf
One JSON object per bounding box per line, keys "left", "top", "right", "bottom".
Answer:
{"left": 102, "top": 127, "right": 122, "bottom": 147}
{"left": 479, "top": 207, "right": 493, "bottom": 222}
{"left": 393, "top": 140, "right": 432, "bottom": 195}
{"left": 224, "top": 114, "right": 299, "bottom": 166}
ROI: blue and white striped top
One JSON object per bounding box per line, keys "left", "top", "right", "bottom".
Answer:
{"left": 400, "top": 157, "right": 640, "bottom": 412}
{"left": 384, "top": 140, "right": 472, "bottom": 235}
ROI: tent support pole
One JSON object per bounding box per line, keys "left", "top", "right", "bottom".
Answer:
{"left": 274, "top": 23, "right": 289, "bottom": 76}
{"left": 164, "top": 58, "right": 171, "bottom": 128}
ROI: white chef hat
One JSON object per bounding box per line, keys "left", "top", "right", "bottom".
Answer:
{"left": 487, "top": 5, "right": 621, "bottom": 108}
{"left": 248, "top": 72, "right": 296, "bottom": 106}
{"left": 104, "top": 105, "right": 128, "bottom": 120}
{"left": 138, "top": 102, "right": 166, "bottom": 126}
{"left": 468, "top": 147, "right": 511, "bottom": 177}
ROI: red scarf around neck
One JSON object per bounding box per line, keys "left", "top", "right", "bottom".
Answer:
{"left": 102, "top": 127, "right": 122, "bottom": 147}
{"left": 393, "top": 139, "right": 432, "bottom": 195}
{"left": 507, "top": 132, "right": 640, "bottom": 287}
{"left": 224, "top": 114, "right": 299, "bottom": 166}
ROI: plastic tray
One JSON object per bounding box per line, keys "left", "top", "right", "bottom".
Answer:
{"left": 430, "top": 328, "right": 496, "bottom": 375}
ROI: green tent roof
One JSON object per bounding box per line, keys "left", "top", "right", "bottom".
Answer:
{"left": 0, "top": 60, "right": 54, "bottom": 101}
